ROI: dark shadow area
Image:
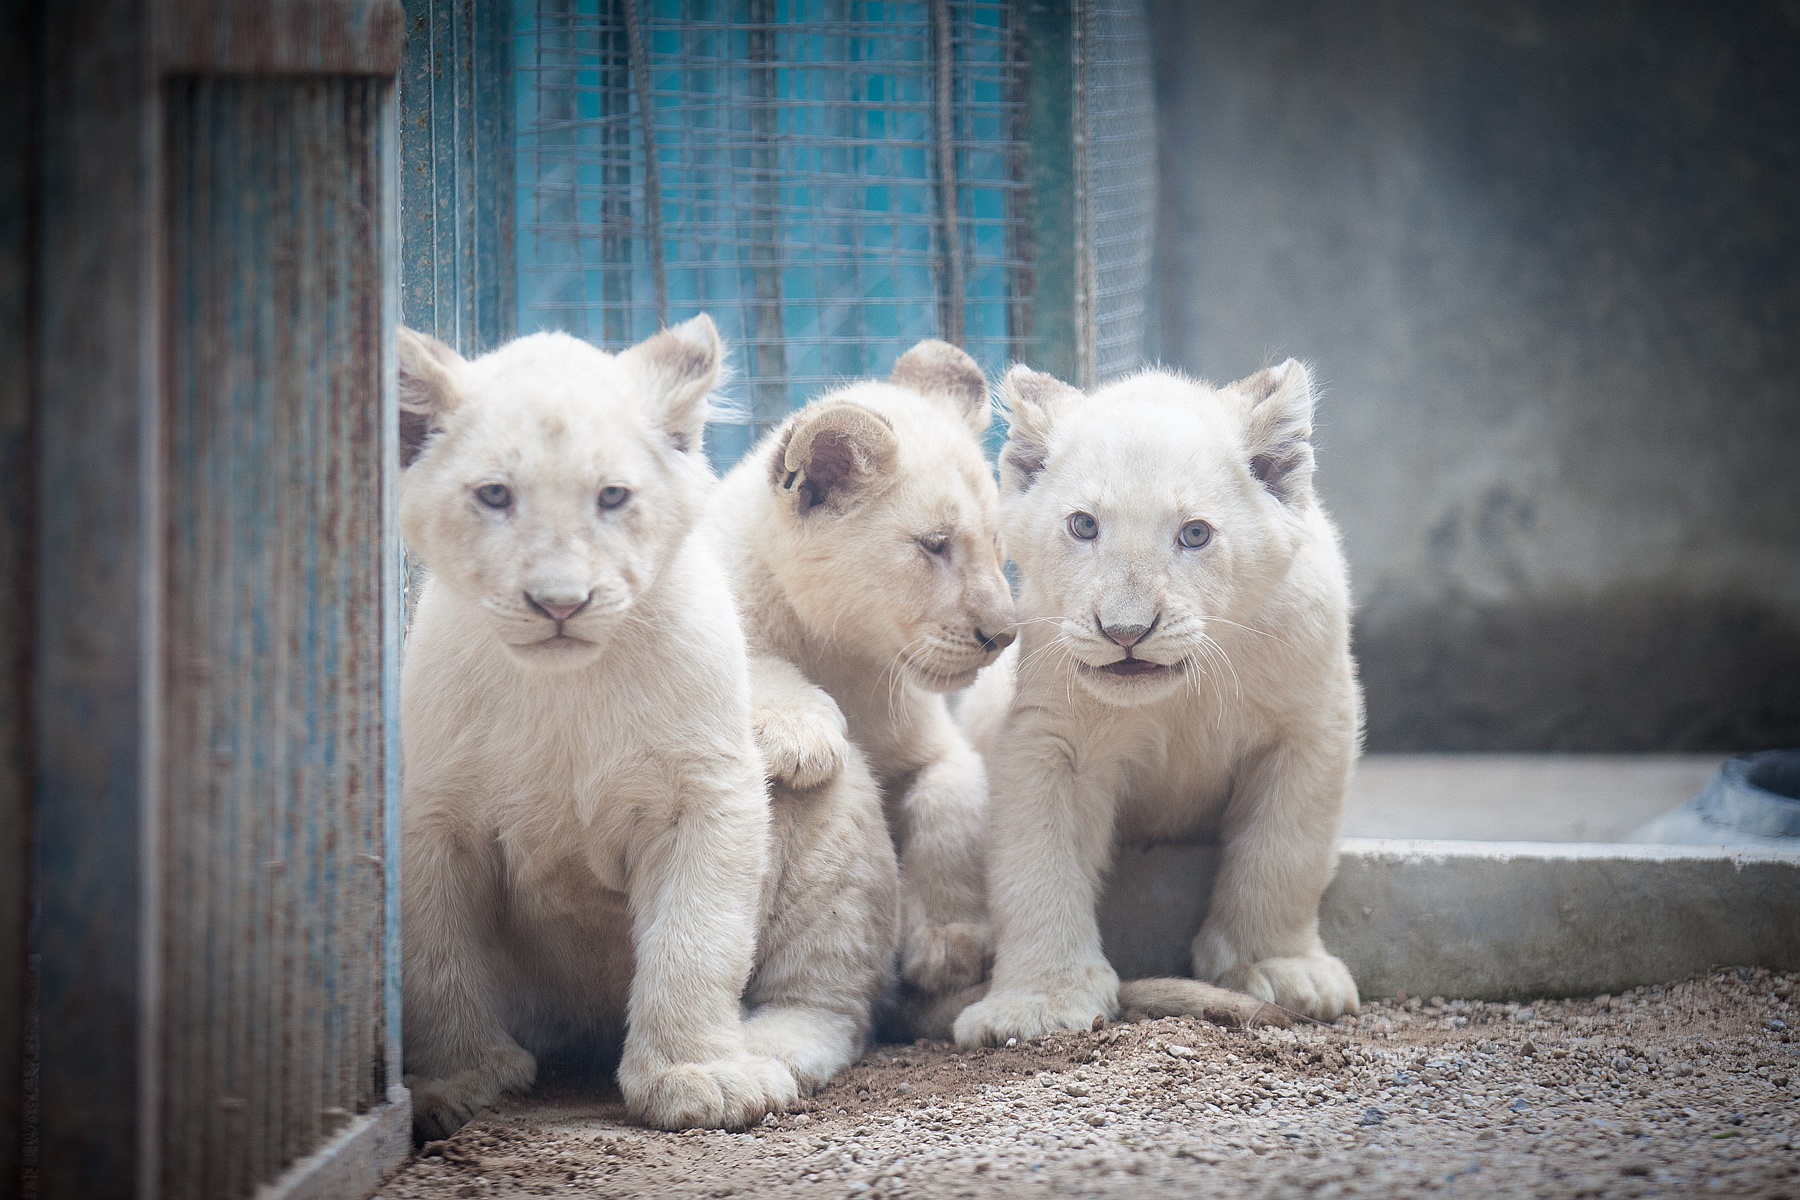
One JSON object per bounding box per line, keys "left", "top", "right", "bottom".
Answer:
{"left": 1151, "top": 0, "right": 1800, "bottom": 750}
{"left": 1357, "top": 590, "right": 1800, "bottom": 751}
{"left": 525, "top": 1045, "right": 626, "bottom": 1101}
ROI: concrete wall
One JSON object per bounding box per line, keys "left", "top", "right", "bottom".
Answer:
{"left": 1148, "top": 0, "right": 1800, "bottom": 751}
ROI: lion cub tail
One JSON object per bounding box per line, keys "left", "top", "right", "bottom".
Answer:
{"left": 1116, "top": 978, "right": 1292, "bottom": 1030}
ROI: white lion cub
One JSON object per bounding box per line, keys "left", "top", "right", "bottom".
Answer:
{"left": 955, "top": 360, "right": 1362, "bottom": 1048}
{"left": 707, "top": 342, "right": 1014, "bottom": 992}
{"left": 398, "top": 316, "right": 896, "bottom": 1139}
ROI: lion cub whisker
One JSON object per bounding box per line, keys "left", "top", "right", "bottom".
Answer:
{"left": 396, "top": 317, "right": 895, "bottom": 1140}
{"left": 953, "top": 359, "right": 1363, "bottom": 1050}
{"left": 706, "top": 339, "right": 1014, "bottom": 1001}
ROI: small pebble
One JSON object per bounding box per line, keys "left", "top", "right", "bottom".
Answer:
{"left": 380, "top": 973, "right": 1792, "bottom": 1198}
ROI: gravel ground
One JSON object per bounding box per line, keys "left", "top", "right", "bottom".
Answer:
{"left": 379, "top": 968, "right": 1798, "bottom": 1199}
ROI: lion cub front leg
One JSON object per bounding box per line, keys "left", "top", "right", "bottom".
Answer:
{"left": 749, "top": 655, "right": 850, "bottom": 790}
{"left": 402, "top": 820, "right": 537, "bottom": 1142}
{"left": 952, "top": 734, "right": 1121, "bottom": 1047}
{"left": 892, "top": 730, "right": 994, "bottom": 992}
{"left": 616, "top": 793, "right": 800, "bottom": 1131}
{"left": 1190, "top": 742, "right": 1361, "bottom": 1021}
{"left": 742, "top": 752, "right": 898, "bottom": 1090}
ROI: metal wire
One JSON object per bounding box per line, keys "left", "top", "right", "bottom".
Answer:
{"left": 512, "top": 0, "right": 1153, "bottom": 458}
{"left": 514, "top": 0, "right": 1029, "bottom": 457}
{"left": 620, "top": 0, "right": 670, "bottom": 323}
{"left": 932, "top": 0, "right": 966, "bottom": 345}
{"left": 1083, "top": 0, "right": 1155, "bottom": 384}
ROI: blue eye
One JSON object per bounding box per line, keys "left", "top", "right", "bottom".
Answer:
{"left": 1068, "top": 511, "right": 1099, "bottom": 541}
{"left": 1179, "top": 520, "right": 1214, "bottom": 549}
{"left": 598, "top": 485, "right": 631, "bottom": 510}
{"left": 475, "top": 483, "right": 512, "bottom": 509}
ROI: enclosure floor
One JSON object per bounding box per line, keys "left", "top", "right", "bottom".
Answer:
{"left": 378, "top": 970, "right": 1797, "bottom": 1199}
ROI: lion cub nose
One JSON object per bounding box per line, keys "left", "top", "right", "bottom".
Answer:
{"left": 1100, "top": 619, "right": 1154, "bottom": 648}
{"left": 975, "top": 627, "right": 1016, "bottom": 654}
{"left": 528, "top": 593, "right": 589, "bottom": 623}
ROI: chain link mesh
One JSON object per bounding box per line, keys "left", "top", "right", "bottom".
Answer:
{"left": 515, "top": 0, "right": 1028, "bottom": 461}
{"left": 1084, "top": 0, "right": 1154, "bottom": 383}
{"left": 512, "top": 0, "right": 1152, "bottom": 462}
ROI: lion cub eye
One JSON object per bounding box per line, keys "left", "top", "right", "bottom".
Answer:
{"left": 1067, "top": 511, "right": 1099, "bottom": 541}
{"left": 475, "top": 483, "right": 513, "bottom": 510}
{"left": 1178, "top": 519, "right": 1214, "bottom": 549}
{"left": 918, "top": 533, "right": 949, "bottom": 555}
{"left": 598, "top": 485, "right": 631, "bottom": 510}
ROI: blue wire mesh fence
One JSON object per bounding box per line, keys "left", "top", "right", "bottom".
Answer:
{"left": 511, "top": 0, "right": 1151, "bottom": 465}
{"left": 1082, "top": 0, "right": 1154, "bottom": 384}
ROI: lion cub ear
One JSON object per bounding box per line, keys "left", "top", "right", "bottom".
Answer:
{"left": 996, "top": 364, "right": 1082, "bottom": 495}
{"left": 397, "top": 326, "right": 467, "bottom": 469}
{"left": 617, "top": 313, "right": 724, "bottom": 454}
{"left": 1228, "top": 358, "right": 1317, "bottom": 506}
{"left": 890, "top": 339, "right": 990, "bottom": 435}
{"left": 771, "top": 403, "right": 900, "bottom": 516}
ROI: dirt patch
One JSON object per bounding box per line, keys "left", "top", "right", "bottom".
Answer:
{"left": 378, "top": 968, "right": 1799, "bottom": 1198}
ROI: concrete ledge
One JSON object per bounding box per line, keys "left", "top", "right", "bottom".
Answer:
{"left": 256, "top": 1085, "right": 411, "bottom": 1200}
{"left": 1097, "top": 839, "right": 1800, "bottom": 1003}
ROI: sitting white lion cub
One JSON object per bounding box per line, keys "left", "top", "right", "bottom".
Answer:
{"left": 707, "top": 342, "right": 1013, "bottom": 992}
{"left": 955, "top": 360, "right": 1362, "bottom": 1049}
{"left": 398, "top": 316, "right": 896, "bottom": 1139}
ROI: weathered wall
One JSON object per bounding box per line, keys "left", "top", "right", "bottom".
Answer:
{"left": 1149, "top": 0, "right": 1800, "bottom": 750}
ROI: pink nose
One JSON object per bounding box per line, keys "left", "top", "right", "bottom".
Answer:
{"left": 530, "top": 595, "right": 588, "bottom": 623}
{"left": 1100, "top": 619, "right": 1153, "bottom": 648}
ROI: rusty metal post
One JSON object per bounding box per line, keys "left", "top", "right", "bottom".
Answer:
{"left": 31, "top": 3, "right": 409, "bottom": 1197}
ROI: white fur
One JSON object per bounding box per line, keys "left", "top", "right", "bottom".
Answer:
{"left": 707, "top": 341, "right": 1015, "bottom": 993}
{"left": 953, "top": 361, "right": 1362, "bottom": 1049}
{"left": 397, "top": 318, "right": 895, "bottom": 1139}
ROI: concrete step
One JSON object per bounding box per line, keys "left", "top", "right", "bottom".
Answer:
{"left": 1096, "top": 755, "right": 1800, "bottom": 1003}
{"left": 1342, "top": 753, "right": 1723, "bottom": 842}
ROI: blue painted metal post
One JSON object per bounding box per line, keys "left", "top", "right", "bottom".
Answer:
{"left": 31, "top": 3, "right": 410, "bottom": 1196}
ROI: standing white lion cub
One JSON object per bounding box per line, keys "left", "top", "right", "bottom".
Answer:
{"left": 706, "top": 342, "right": 1014, "bottom": 993}
{"left": 398, "top": 316, "right": 896, "bottom": 1139}
{"left": 955, "top": 360, "right": 1362, "bottom": 1049}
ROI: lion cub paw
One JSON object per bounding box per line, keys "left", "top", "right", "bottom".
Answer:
{"left": 408, "top": 1040, "right": 537, "bottom": 1143}
{"left": 1215, "top": 952, "right": 1361, "bottom": 1022}
{"left": 623, "top": 1055, "right": 799, "bottom": 1131}
{"left": 901, "top": 919, "right": 990, "bottom": 992}
{"left": 951, "top": 969, "right": 1119, "bottom": 1049}
{"left": 754, "top": 694, "right": 850, "bottom": 791}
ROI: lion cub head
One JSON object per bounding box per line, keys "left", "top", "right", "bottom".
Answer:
{"left": 398, "top": 316, "right": 723, "bottom": 670}
{"left": 757, "top": 341, "right": 1015, "bottom": 691}
{"left": 997, "top": 360, "right": 1323, "bottom": 706}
